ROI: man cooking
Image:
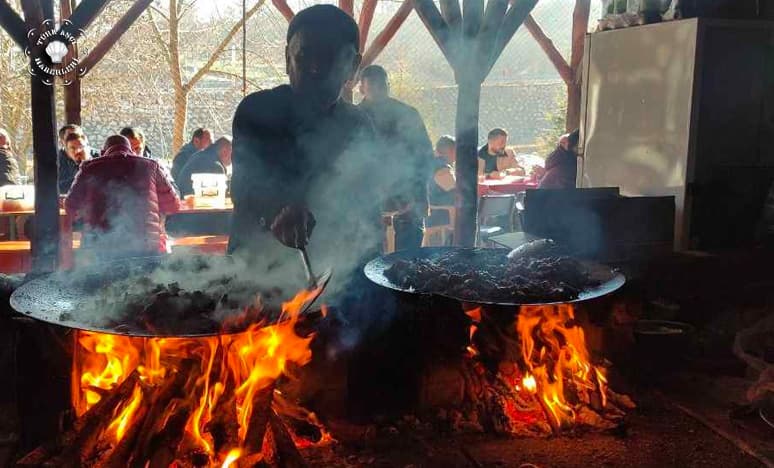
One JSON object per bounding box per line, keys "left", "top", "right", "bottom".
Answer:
{"left": 228, "top": 4, "right": 383, "bottom": 272}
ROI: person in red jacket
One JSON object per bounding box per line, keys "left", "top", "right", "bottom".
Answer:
{"left": 65, "top": 135, "right": 180, "bottom": 260}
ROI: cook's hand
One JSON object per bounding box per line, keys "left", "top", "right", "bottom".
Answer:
{"left": 271, "top": 205, "right": 316, "bottom": 249}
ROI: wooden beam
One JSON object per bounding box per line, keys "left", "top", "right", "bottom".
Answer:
{"left": 523, "top": 14, "right": 572, "bottom": 85}
{"left": 454, "top": 78, "right": 481, "bottom": 247}
{"left": 62, "top": 0, "right": 109, "bottom": 38}
{"left": 60, "top": 0, "right": 82, "bottom": 125}
{"left": 0, "top": 0, "right": 29, "bottom": 48}
{"left": 361, "top": 0, "right": 413, "bottom": 68}
{"left": 485, "top": 0, "right": 538, "bottom": 76}
{"left": 414, "top": 0, "right": 455, "bottom": 67}
{"left": 462, "top": 0, "right": 483, "bottom": 39}
{"left": 272, "top": 0, "right": 294, "bottom": 22}
{"left": 26, "top": 0, "right": 60, "bottom": 272}
{"left": 358, "top": 0, "right": 378, "bottom": 53}
{"left": 439, "top": 0, "right": 462, "bottom": 34}
{"left": 476, "top": 0, "right": 507, "bottom": 77}
{"left": 78, "top": 0, "right": 154, "bottom": 76}
{"left": 338, "top": 0, "right": 353, "bottom": 17}
{"left": 567, "top": 0, "right": 590, "bottom": 131}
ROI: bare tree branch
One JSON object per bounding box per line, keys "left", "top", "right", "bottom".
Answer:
{"left": 149, "top": 4, "right": 170, "bottom": 23}
{"left": 146, "top": 8, "right": 172, "bottom": 66}
{"left": 184, "top": 0, "right": 267, "bottom": 91}
{"left": 208, "top": 68, "right": 262, "bottom": 90}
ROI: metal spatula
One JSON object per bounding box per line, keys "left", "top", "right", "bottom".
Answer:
{"left": 298, "top": 247, "right": 332, "bottom": 314}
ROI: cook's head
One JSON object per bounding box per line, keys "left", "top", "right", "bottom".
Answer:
{"left": 286, "top": 5, "right": 361, "bottom": 111}
{"left": 435, "top": 135, "right": 456, "bottom": 163}
{"left": 359, "top": 65, "right": 390, "bottom": 102}
{"left": 65, "top": 132, "right": 88, "bottom": 163}
{"left": 214, "top": 136, "right": 233, "bottom": 167}
{"left": 119, "top": 127, "right": 145, "bottom": 156}
{"left": 487, "top": 128, "right": 508, "bottom": 155}
{"left": 191, "top": 127, "right": 213, "bottom": 151}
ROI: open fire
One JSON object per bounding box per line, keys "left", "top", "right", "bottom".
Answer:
{"left": 461, "top": 304, "right": 634, "bottom": 435}
{"left": 23, "top": 289, "right": 330, "bottom": 467}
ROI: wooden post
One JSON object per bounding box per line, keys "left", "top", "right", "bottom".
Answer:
{"left": 567, "top": 0, "right": 590, "bottom": 131}
{"left": 60, "top": 0, "right": 81, "bottom": 125}
{"left": 455, "top": 78, "right": 482, "bottom": 247}
{"left": 23, "top": 0, "right": 60, "bottom": 272}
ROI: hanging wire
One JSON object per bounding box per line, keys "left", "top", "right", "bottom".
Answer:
{"left": 242, "top": 0, "right": 247, "bottom": 96}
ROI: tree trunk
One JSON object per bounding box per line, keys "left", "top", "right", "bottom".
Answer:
{"left": 30, "top": 74, "right": 60, "bottom": 272}
{"left": 172, "top": 86, "right": 188, "bottom": 154}
{"left": 454, "top": 78, "right": 481, "bottom": 247}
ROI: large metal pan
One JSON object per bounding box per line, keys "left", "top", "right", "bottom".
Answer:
{"left": 364, "top": 247, "right": 625, "bottom": 307}
{"left": 10, "top": 255, "right": 330, "bottom": 338}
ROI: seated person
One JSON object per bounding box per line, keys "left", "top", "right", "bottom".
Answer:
{"left": 171, "top": 128, "right": 213, "bottom": 183}
{"left": 176, "top": 136, "right": 232, "bottom": 196}
{"left": 119, "top": 127, "right": 153, "bottom": 159}
{"left": 65, "top": 135, "right": 180, "bottom": 260}
{"left": 539, "top": 129, "right": 579, "bottom": 189}
{"left": 57, "top": 124, "right": 99, "bottom": 194}
{"left": 0, "top": 128, "right": 20, "bottom": 186}
{"left": 427, "top": 135, "right": 456, "bottom": 227}
{"left": 478, "top": 128, "right": 525, "bottom": 178}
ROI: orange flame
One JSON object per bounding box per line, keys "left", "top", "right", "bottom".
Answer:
{"left": 516, "top": 304, "right": 607, "bottom": 429}
{"left": 71, "top": 287, "right": 325, "bottom": 464}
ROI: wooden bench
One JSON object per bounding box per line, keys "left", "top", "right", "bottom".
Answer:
{"left": 169, "top": 235, "right": 229, "bottom": 255}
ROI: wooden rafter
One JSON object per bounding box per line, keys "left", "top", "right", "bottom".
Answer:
{"left": 439, "top": 0, "right": 462, "bottom": 34}
{"left": 361, "top": 0, "right": 413, "bottom": 68}
{"left": 486, "top": 0, "right": 538, "bottom": 73}
{"left": 523, "top": 14, "right": 572, "bottom": 84}
{"left": 414, "top": 0, "right": 455, "bottom": 66}
{"left": 358, "top": 0, "right": 378, "bottom": 53}
{"left": 61, "top": 0, "right": 110, "bottom": 38}
{"left": 78, "top": 0, "right": 154, "bottom": 76}
{"left": 462, "top": 0, "right": 483, "bottom": 39}
{"left": 272, "top": 0, "right": 294, "bottom": 22}
{"left": 338, "top": 0, "right": 353, "bottom": 17}
{"left": 0, "top": 0, "right": 28, "bottom": 48}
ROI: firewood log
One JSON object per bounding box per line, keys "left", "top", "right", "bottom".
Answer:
{"left": 99, "top": 388, "right": 152, "bottom": 468}
{"left": 205, "top": 380, "right": 239, "bottom": 457}
{"left": 269, "top": 410, "right": 307, "bottom": 468}
{"left": 145, "top": 400, "right": 193, "bottom": 468}
{"left": 244, "top": 382, "right": 275, "bottom": 454}
{"left": 45, "top": 371, "right": 141, "bottom": 466}
{"left": 130, "top": 360, "right": 196, "bottom": 467}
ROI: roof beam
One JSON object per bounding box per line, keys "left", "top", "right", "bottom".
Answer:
{"left": 439, "top": 0, "right": 461, "bottom": 34}
{"left": 0, "top": 0, "right": 28, "bottom": 48}
{"left": 78, "top": 0, "right": 154, "bottom": 76}
{"left": 272, "top": 0, "right": 294, "bottom": 22}
{"left": 414, "top": 0, "right": 455, "bottom": 67}
{"left": 361, "top": 0, "right": 413, "bottom": 68}
{"left": 62, "top": 0, "right": 110, "bottom": 39}
{"left": 485, "top": 0, "right": 538, "bottom": 75}
{"left": 338, "top": 0, "right": 353, "bottom": 17}
{"left": 358, "top": 0, "right": 378, "bottom": 53}
{"left": 523, "top": 14, "right": 572, "bottom": 84}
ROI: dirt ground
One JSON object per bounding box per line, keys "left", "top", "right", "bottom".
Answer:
{"left": 301, "top": 393, "right": 765, "bottom": 468}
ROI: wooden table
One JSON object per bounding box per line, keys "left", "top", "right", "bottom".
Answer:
{"left": 478, "top": 176, "right": 538, "bottom": 196}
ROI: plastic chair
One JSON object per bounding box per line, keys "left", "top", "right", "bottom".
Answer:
{"left": 478, "top": 194, "right": 516, "bottom": 247}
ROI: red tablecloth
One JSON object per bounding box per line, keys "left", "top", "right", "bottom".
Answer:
{"left": 478, "top": 176, "right": 537, "bottom": 196}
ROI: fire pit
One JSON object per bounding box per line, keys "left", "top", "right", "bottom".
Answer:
{"left": 11, "top": 256, "right": 331, "bottom": 466}
{"left": 362, "top": 247, "right": 634, "bottom": 434}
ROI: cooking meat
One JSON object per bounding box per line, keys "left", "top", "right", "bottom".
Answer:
{"left": 384, "top": 248, "right": 602, "bottom": 303}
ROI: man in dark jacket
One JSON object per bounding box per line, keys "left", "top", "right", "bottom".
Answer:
{"left": 171, "top": 128, "right": 213, "bottom": 183}
{"left": 357, "top": 64, "right": 432, "bottom": 250}
{"left": 228, "top": 5, "right": 381, "bottom": 263}
{"left": 65, "top": 135, "right": 180, "bottom": 259}
{"left": 57, "top": 124, "right": 99, "bottom": 194}
{"left": 539, "top": 129, "right": 580, "bottom": 189}
{"left": 176, "top": 136, "right": 232, "bottom": 196}
{"left": 0, "top": 129, "right": 20, "bottom": 186}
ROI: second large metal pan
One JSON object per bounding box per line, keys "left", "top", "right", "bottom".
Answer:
{"left": 364, "top": 247, "right": 625, "bottom": 307}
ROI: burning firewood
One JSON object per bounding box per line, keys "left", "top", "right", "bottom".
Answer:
{"left": 244, "top": 382, "right": 276, "bottom": 454}
{"left": 269, "top": 409, "right": 308, "bottom": 468}
{"left": 143, "top": 400, "right": 193, "bottom": 468}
